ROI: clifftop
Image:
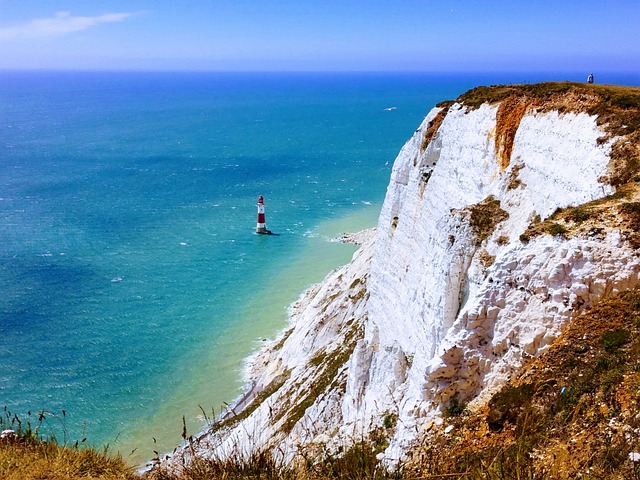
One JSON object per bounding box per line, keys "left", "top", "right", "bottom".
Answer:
{"left": 433, "top": 82, "right": 640, "bottom": 185}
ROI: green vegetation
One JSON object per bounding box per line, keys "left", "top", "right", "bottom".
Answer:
{"left": 486, "top": 384, "right": 534, "bottom": 431}
{"left": 457, "top": 82, "right": 640, "bottom": 120}
{"left": 211, "top": 369, "right": 292, "bottom": 433}
{"left": 147, "top": 437, "right": 401, "bottom": 480}
{"left": 466, "top": 195, "right": 509, "bottom": 245}
{"left": 279, "top": 322, "right": 360, "bottom": 434}
{"left": 546, "top": 222, "right": 567, "bottom": 236}
{"left": 601, "top": 328, "right": 632, "bottom": 353}
{"left": 382, "top": 412, "right": 398, "bottom": 430}
{"left": 443, "top": 397, "right": 467, "bottom": 418}
{"left": 520, "top": 182, "right": 640, "bottom": 245}
{"left": 566, "top": 205, "right": 592, "bottom": 223}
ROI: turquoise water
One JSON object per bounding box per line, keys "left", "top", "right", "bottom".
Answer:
{"left": 2, "top": 71, "right": 638, "bottom": 463}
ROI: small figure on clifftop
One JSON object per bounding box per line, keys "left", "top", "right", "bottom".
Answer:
{"left": 587, "top": 73, "right": 594, "bottom": 84}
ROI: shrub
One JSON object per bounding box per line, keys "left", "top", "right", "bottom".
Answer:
{"left": 601, "top": 329, "right": 631, "bottom": 353}
{"left": 547, "top": 222, "right": 567, "bottom": 236}
{"left": 443, "top": 397, "right": 467, "bottom": 418}
{"left": 383, "top": 413, "right": 398, "bottom": 430}
{"left": 487, "top": 384, "right": 533, "bottom": 431}
{"left": 567, "top": 207, "right": 592, "bottom": 223}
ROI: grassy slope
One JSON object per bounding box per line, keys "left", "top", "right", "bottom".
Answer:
{"left": 0, "top": 438, "right": 136, "bottom": 480}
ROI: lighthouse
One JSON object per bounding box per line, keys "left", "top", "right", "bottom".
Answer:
{"left": 256, "top": 195, "right": 268, "bottom": 234}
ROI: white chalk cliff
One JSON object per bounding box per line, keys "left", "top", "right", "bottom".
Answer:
{"left": 167, "top": 85, "right": 640, "bottom": 468}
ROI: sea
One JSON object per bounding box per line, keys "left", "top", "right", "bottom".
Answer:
{"left": 1, "top": 70, "right": 638, "bottom": 464}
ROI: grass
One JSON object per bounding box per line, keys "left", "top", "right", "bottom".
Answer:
{"left": 546, "top": 222, "right": 567, "bottom": 236}
{"left": 210, "top": 369, "right": 292, "bottom": 434}
{"left": 278, "top": 320, "right": 361, "bottom": 434}
{"left": 146, "top": 441, "right": 403, "bottom": 480}
{"left": 443, "top": 397, "right": 467, "bottom": 418}
{"left": 0, "top": 408, "right": 136, "bottom": 480}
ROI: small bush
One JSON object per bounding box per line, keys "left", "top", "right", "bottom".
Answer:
{"left": 601, "top": 329, "right": 631, "bottom": 353}
{"left": 487, "top": 384, "right": 533, "bottom": 431}
{"left": 443, "top": 397, "right": 467, "bottom": 418}
{"left": 611, "top": 93, "right": 640, "bottom": 109}
{"left": 568, "top": 207, "right": 592, "bottom": 223}
{"left": 383, "top": 413, "right": 398, "bottom": 430}
{"left": 547, "top": 222, "right": 567, "bottom": 236}
{"left": 601, "top": 367, "right": 625, "bottom": 392}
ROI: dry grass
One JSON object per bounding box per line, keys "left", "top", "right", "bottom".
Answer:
{"left": 146, "top": 439, "right": 402, "bottom": 480}
{"left": 0, "top": 441, "right": 137, "bottom": 480}
{"left": 506, "top": 162, "right": 525, "bottom": 190}
{"left": 0, "top": 409, "right": 136, "bottom": 480}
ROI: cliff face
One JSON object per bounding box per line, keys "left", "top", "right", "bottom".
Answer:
{"left": 169, "top": 83, "right": 640, "bottom": 467}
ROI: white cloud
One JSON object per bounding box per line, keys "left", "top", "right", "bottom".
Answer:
{"left": 0, "top": 11, "right": 133, "bottom": 40}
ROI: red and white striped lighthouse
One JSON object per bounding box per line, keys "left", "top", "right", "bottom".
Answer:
{"left": 256, "top": 195, "right": 267, "bottom": 234}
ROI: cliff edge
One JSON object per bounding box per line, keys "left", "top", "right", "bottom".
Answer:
{"left": 162, "top": 82, "right": 640, "bottom": 470}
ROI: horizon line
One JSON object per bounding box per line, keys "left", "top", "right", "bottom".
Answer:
{"left": 2, "top": 67, "right": 639, "bottom": 75}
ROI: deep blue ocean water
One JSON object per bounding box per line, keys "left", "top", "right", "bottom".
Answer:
{"left": 1, "top": 70, "right": 638, "bottom": 462}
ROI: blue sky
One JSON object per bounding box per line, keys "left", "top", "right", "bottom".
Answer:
{"left": 0, "top": 0, "right": 638, "bottom": 72}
